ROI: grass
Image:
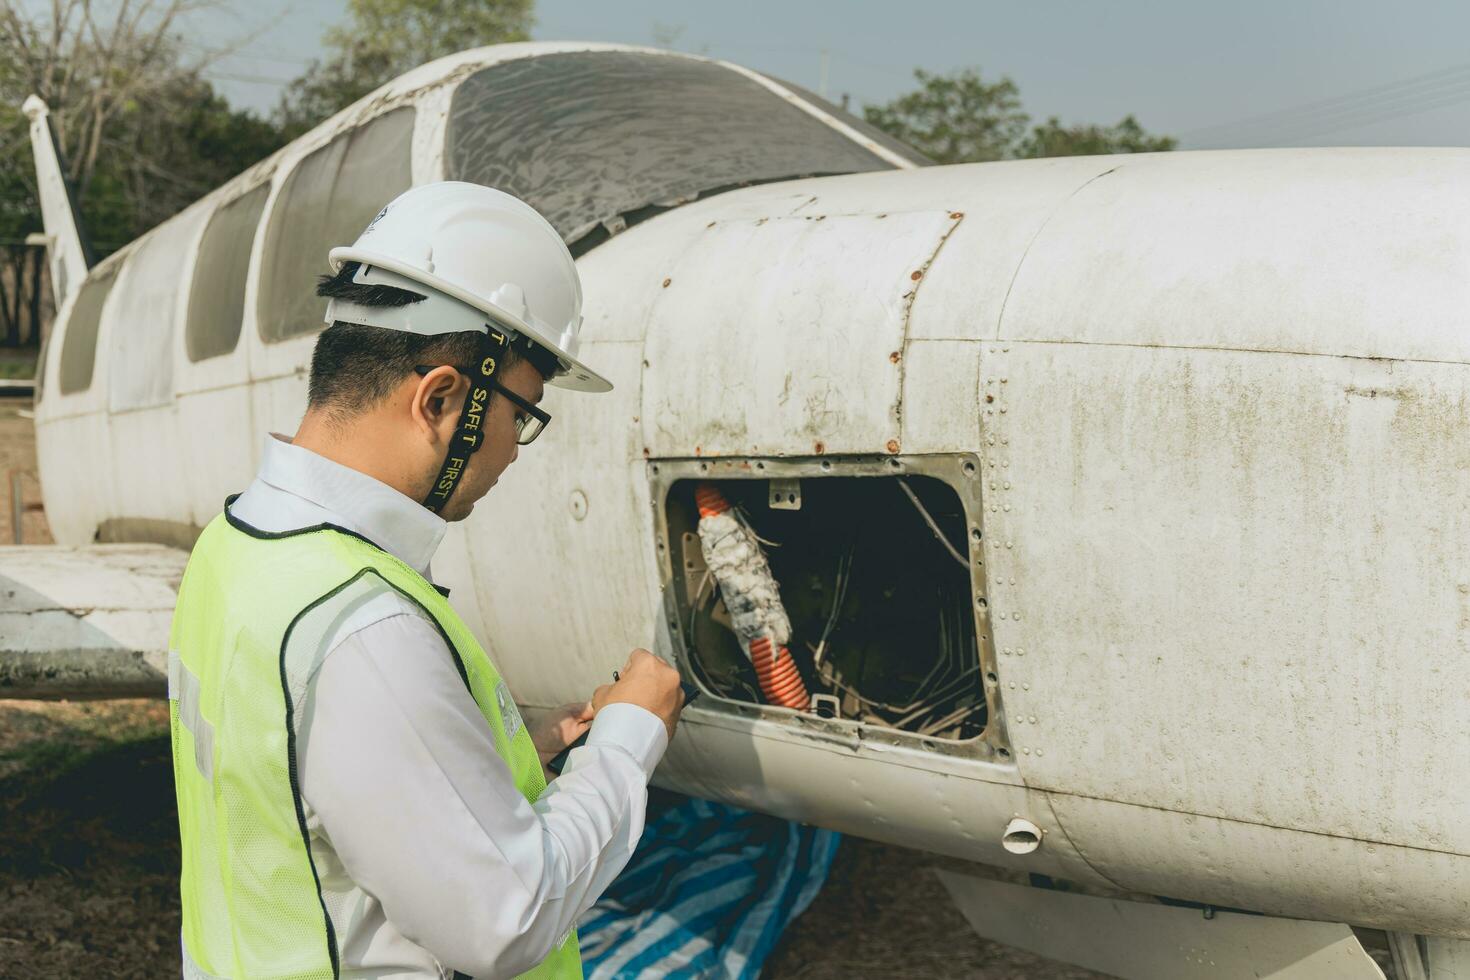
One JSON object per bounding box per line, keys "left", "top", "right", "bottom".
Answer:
{"left": 0, "top": 350, "right": 38, "bottom": 380}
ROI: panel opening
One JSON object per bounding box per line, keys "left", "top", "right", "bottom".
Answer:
{"left": 665, "top": 469, "right": 986, "bottom": 742}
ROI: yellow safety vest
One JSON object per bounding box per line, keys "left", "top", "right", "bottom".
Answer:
{"left": 168, "top": 503, "right": 582, "bottom": 978}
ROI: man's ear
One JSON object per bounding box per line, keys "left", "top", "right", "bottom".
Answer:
{"left": 410, "top": 366, "right": 467, "bottom": 444}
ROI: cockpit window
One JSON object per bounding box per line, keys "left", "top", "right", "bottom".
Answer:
{"left": 446, "top": 52, "right": 926, "bottom": 250}
{"left": 257, "top": 106, "right": 415, "bottom": 343}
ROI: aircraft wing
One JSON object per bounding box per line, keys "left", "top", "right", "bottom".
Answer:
{"left": 0, "top": 544, "right": 186, "bottom": 699}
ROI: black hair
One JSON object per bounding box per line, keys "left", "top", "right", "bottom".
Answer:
{"left": 307, "top": 262, "right": 562, "bottom": 417}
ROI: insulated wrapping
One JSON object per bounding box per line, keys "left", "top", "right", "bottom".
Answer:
{"left": 694, "top": 485, "right": 791, "bottom": 646}
{"left": 694, "top": 484, "right": 809, "bottom": 712}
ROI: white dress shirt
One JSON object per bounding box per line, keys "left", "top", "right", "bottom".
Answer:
{"left": 228, "top": 434, "right": 667, "bottom": 979}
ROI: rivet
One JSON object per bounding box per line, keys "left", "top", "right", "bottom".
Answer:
{"left": 1004, "top": 647, "right": 1012, "bottom": 655}
{"left": 569, "top": 489, "right": 589, "bottom": 521}
{"left": 1003, "top": 504, "right": 1011, "bottom": 512}
{"left": 989, "top": 460, "right": 997, "bottom": 468}
{"left": 662, "top": 277, "right": 672, "bottom": 288}
{"left": 1001, "top": 437, "right": 1008, "bottom": 445}
{"left": 1022, "top": 683, "right": 1030, "bottom": 691}
{"left": 989, "top": 482, "right": 996, "bottom": 490}
{"left": 1002, "top": 347, "right": 1009, "bottom": 352}
{"left": 998, "top": 612, "right": 1007, "bottom": 620}
{"left": 1013, "top": 612, "right": 1021, "bottom": 621}
{"left": 1002, "top": 460, "right": 1009, "bottom": 468}
{"left": 1009, "top": 577, "right": 1016, "bottom": 585}
{"left": 1023, "top": 747, "right": 1031, "bottom": 755}
{"left": 1001, "top": 377, "right": 1008, "bottom": 383}
{"left": 1005, "top": 541, "right": 1013, "bottom": 549}
{"left": 1014, "top": 717, "right": 1024, "bottom": 725}
{"left": 1036, "top": 749, "right": 1044, "bottom": 757}
{"left": 990, "top": 505, "right": 998, "bottom": 512}
{"left": 1028, "top": 715, "right": 1037, "bottom": 724}
{"left": 986, "top": 408, "right": 993, "bottom": 415}
{"left": 1003, "top": 481, "right": 1010, "bottom": 489}
{"left": 910, "top": 270, "right": 923, "bottom": 281}
{"left": 1016, "top": 647, "right": 1025, "bottom": 656}
{"left": 989, "top": 347, "right": 997, "bottom": 353}
{"left": 886, "top": 439, "right": 900, "bottom": 453}
{"left": 999, "top": 406, "right": 1007, "bottom": 413}
{"left": 1008, "top": 681, "right": 1016, "bottom": 689}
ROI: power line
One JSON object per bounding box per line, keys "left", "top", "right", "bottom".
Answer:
{"left": 177, "top": 38, "right": 314, "bottom": 68}
{"left": 203, "top": 70, "right": 291, "bottom": 87}
{"left": 1206, "top": 78, "right": 1470, "bottom": 147}
{"left": 1186, "top": 62, "right": 1470, "bottom": 146}
{"left": 1276, "top": 83, "right": 1470, "bottom": 145}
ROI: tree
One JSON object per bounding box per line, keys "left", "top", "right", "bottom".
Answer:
{"left": 276, "top": 0, "right": 533, "bottom": 138}
{"left": 864, "top": 68, "right": 1176, "bottom": 164}
{"left": 0, "top": 0, "right": 287, "bottom": 344}
{"left": 1017, "top": 114, "right": 1176, "bottom": 158}
{"left": 863, "top": 68, "right": 1028, "bottom": 164}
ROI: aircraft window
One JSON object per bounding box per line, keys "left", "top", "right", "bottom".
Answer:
{"left": 108, "top": 229, "right": 184, "bottom": 411}
{"left": 186, "top": 182, "right": 270, "bottom": 361}
{"left": 664, "top": 468, "right": 988, "bottom": 743}
{"left": 257, "top": 106, "right": 415, "bottom": 343}
{"left": 57, "top": 264, "right": 118, "bottom": 396}
{"left": 446, "top": 52, "right": 926, "bottom": 250}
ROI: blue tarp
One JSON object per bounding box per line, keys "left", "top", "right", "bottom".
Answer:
{"left": 576, "top": 796, "right": 841, "bottom": 979}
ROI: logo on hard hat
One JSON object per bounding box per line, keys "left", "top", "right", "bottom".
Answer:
{"left": 364, "top": 204, "right": 390, "bottom": 235}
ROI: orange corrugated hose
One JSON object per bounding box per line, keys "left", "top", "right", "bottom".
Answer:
{"left": 748, "top": 636, "right": 809, "bottom": 711}
{"left": 695, "top": 483, "right": 728, "bottom": 520}
{"left": 695, "top": 483, "right": 810, "bottom": 711}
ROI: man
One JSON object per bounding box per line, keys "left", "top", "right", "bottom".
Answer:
{"left": 167, "top": 182, "right": 685, "bottom": 979}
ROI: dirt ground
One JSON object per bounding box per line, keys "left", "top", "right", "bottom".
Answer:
{"left": 0, "top": 398, "right": 1101, "bottom": 978}
{"left": 0, "top": 397, "right": 51, "bottom": 545}
{"left": 0, "top": 700, "right": 1102, "bottom": 979}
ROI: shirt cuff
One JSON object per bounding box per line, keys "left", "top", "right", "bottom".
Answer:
{"left": 584, "top": 702, "right": 669, "bottom": 777}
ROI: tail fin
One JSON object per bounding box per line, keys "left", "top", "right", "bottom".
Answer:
{"left": 21, "top": 96, "right": 92, "bottom": 307}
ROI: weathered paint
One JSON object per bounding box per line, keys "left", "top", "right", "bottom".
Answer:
{"left": 0, "top": 544, "right": 184, "bottom": 698}
{"left": 19, "top": 42, "right": 1470, "bottom": 943}
{"left": 938, "top": 872, "right": 1388, "bottom": 979}
{"left": 642, "top": 210, "right": 961, "bottom": 457}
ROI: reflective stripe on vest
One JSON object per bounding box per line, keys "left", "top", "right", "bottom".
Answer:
{"left": 181, "top": 934, "right": 228, "bottom": 980}
{"left": 169, "top": 507, "right": 583, "bottom": 979}
{"left": 168, "top": 649, "right": 214, "bottom": 782}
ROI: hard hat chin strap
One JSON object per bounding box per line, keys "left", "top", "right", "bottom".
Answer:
{"left": 423, "top": 327, "right": 511, "bottom": 514}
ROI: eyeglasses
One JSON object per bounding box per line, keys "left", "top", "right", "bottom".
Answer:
{"left": 413, "top": 365, "right": 551, "bottom": 445}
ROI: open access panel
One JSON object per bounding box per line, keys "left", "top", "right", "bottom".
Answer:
{"left": 651, "top": 454, "right": 1009, "bottom": 760}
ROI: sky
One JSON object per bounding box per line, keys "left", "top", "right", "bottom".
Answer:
{"left": 191, "top": 0, "right": 1470, "bottom": 150}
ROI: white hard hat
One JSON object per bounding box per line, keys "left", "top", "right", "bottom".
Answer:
{"left": 326, "top": 181, "right": 611, "bottom": 393}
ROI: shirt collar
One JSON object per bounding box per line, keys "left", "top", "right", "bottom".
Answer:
{"left": 256, "top": 433, "right": 447, "bottom": 577}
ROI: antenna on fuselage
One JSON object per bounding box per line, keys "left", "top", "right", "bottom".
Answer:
{"left": 21, "top": 96, "right": 95, "bottom": 309}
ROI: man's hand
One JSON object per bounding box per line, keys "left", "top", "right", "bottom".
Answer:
{"left": 591, "top": 648, "right": 685, "bottom": 742}
{"left": 529, "top": 701, "right": 595, "bottom": 767}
